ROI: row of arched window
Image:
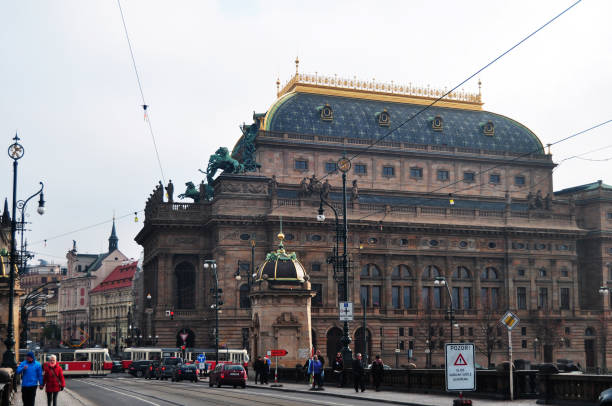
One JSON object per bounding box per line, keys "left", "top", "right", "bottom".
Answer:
{"left": 360, "top": 263, "right": 500, "bottom": 280}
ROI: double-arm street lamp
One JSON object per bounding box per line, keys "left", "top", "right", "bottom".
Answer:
{"left": 3, "top": 134, "right": 47, "bottom": 368}
{"left": 21, "top": 280, "right": 60, "bottom": 346}
{"left": 203, "top": 260, "right": 221, "bottom": 364}
{"left": 434, "top": 276, "right": 456, "bottom": 343}
{"left": 17, "top": 182, "right": 45, "bottom": 275}
{"left": 317, "top": 156, "right": 353, "bottom": 364}
{"left": 234, "top": 240, "right": 256, "bottom": 289}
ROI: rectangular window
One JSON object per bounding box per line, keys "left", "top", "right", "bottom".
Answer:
{"left": 463, "top": 287, "right": 471, "bottom": 309}
{"left": 463, "top": 172, "right": 475, "bottom": 182}
{"left": 491, "top": 288, "right": 499, "bottom": 309}
{"left": 403, "top": 287, "right": 412, "bottom": 309}
{"left": 560, "top": 287, "right": 570, "bottom": 309}
{"left": 452, "top": 287, "right": 460, "bottom": 309}
{"left": 399, "top": 327, "right": 404, "bottom": 337}
{"left": 325, "top": 162, "right": 337, "bottom": 173}
{"left": 481, "top": 288, "right": 489, "bottom": 308}
{"left": 517, "top": 287, "right": 527, "bottom": 309}
{"left": 311, "top": 263, "right": 321, "bottom": 272}
{"left": 360, "top": 286, "right": 369, "bottom": 306}
{"left": 372, "top": 286, "right": 381, "bottom": 307}
{"left": 434, "top": 287, "right": 442, "bottom": 308}
{"left": 538, "top": 287, "right": 548, "bottom": 309}
{"left": 460, "top": 327, "right": 464, "bottom": 336}
{"left": 607, "top": 212, "right": 612, "bottom": 220}
{"left": 354, "top": 164, "right": 367, "bottom": 175}
{"left": 408, "top": 328, "right": 414, "bottom": 336}
{"left": 399, "top": 341, "right": 405, "bottom": 350}
{"left": 312, "top": 284, "right": 323, "bottom": 307}
{"left": 410, "top": 167, "right": 423, "bottom": 179}
{"left": 392, "top": 286, "right": 400, "bottom": 309}
{"left": 489, "top": 174, "right": 501, "bottom": 184}
{"left": 521, "top": 340, "right": 527, "bottom": 349}
{"left": 409, "top": 340, "right": 414, "bottom": 350}
{"left": 294, "top": 160, "right": 308, "bottom": 170}
{"left": 422, "top": 287, "right": 431, "bottom": 308}
{"left": 382, "top": 166, "right": 395, "bottom": 177}
{"left": 437, "top": 170, "right": 450, "bottom": 181}
{"left": 80, "top": 288, "right": 85, "bottom": 296}
{"left": 41, "top": 277, "right": 48, "bottom": 283}
{"left": 515, "top": 176, "right": 526, "bottom": 186}
{"left": 468, "top": 327, "right": 473, "bottom": 336}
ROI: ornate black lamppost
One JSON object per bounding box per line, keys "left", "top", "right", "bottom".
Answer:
{"left": 17, "top": 182, "right": 45, "bottom": 275}
{"left": 203, "top": 259, "right": 221, "bottom": 364}
{"left": 317, "top": 156, "right": 353, "bottom": 364}
{"left": 3, "top": 134, "right": 45, "bottom": 368}
{"left": 434, "top": 276, "right": 456, "bottom": 342}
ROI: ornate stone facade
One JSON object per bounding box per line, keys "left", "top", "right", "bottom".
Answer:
{"left": 136, "top": 72, "right": 612, "bottom": 370}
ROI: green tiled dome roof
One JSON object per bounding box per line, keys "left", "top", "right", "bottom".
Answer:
{"left": 263, "top": 92, "right": 544, "bottom": 155}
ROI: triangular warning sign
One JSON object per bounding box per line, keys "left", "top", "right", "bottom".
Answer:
{"left": 454, "top": 353, "right": 468, "bottom": 366}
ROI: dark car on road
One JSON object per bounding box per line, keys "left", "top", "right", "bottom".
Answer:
{"left": 599, "top": 388, "right": 612, "bottom": 406}
{"left": 145, "top": 361, "right": 159, "bottom": 380}
{"left": 174, "top": 364, "right": 198, "bottom": 382}
{"left": 209, "top": 364, "right": 246, "bottom": 388}
{"left": 111, "top": 360, "right": 124, "bottom": 373}
{"left": 128, "top": 360, "right": 152, "bottom": 378}
{"left": 157, "top": 357, "right": 183, "bottom": 380}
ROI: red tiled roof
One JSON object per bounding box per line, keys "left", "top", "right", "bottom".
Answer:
{"left": 90, "top": 261, "right": 137, "bottom": 293}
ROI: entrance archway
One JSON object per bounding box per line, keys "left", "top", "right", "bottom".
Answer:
{"left": 326, "top": 327, "right": 343, "bottom": 364}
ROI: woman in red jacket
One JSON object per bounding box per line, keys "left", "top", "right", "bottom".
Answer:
{"left": 42, "top": 355, "right": 65, "bottom": 406}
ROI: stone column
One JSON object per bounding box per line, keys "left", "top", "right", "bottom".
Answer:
{"left": 384, "top": 255, "right": 392, "bottom": 311}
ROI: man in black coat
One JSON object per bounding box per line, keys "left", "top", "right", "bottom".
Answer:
{"left": 254, "top": 356, "right": 264, "bottom": 384}
{"left": 332, "top": 352, "right": 344, "bottom": 387}
{"left": 371, "top": 354, "right": 384, "bottom": 391}
{"left": 352, "top": 353, "right": 366, "bottom": 392}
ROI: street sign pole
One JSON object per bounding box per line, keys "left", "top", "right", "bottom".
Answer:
{"left": 509, "top": 329, "right": 513, "bottom": 401}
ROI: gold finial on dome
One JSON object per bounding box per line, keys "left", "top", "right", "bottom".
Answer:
{"left": 278, "top": 232, "right": 285, "bottom": 241}
{"left": 276, "top": 77, "right": 280, "bottom": 95}
{"left": 295, "top": 56, "right": 299, "bottom": 75}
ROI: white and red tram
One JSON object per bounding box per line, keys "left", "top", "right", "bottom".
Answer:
{"left": 39, "top": 348, "right": 112, "bottom": 376}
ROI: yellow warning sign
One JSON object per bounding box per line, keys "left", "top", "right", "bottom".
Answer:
{"left": 500, "top": 311, "right": 520, "bottom": 330}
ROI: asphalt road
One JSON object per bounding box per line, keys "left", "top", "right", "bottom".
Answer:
{"left": 68, "top": 374, "right": 385, "bottom": 406}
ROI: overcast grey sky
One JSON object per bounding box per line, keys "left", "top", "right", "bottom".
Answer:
{"left": 1, "top": 0, "right": 610, "bottom": 265}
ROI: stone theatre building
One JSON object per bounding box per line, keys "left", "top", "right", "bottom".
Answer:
{"left": 136, "top": 66, "right": 612, "bottom": 370}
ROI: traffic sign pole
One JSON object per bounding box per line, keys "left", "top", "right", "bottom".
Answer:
{"left": 509, "top": 329, "right": 513, "bottom": 401}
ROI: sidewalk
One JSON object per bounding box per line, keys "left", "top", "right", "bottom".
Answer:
{"left": 14, "top": 387, "right": 91, "bottom": 406}
{"left": 247, "top": 380, "right": 544, "bottom": 406}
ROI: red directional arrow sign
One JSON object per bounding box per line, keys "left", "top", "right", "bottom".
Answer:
{"left": 270, "top": 349, "right": 288, "bottom": 357}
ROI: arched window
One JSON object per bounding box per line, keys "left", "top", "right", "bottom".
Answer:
{"left": 175, "top": 262, "right": 195, "bottom": 309}
{"left": 392, "top": 264, "right": 412, "bottom": 279}
{"left": 326, "top": 327, "right": 343, "bottom": 364}
{"left": 361, "top": 264, "right": 381, "bottom": 278}
{"left": 481, "top": 267, "right": 499, "bottom": 280}
{"left": 453, "top": 266, "right": 471, "bottom": 279}
{"left": 422, "top": 265, "right": 440, "bottom": 279}
{"left": 354, "top": 327, "right": 372, "bottom": 361}
{"left": 239, "top": 284, "right": 250, "bottom": 309}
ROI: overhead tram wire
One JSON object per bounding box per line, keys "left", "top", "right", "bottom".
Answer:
{"left": 341, "top": 0, "right": 583, "bottom": 165}
{"left": 117, "top": 0, "right": 166, "bottom": 185}
{"left": 351, "top": 121, "right": 612, "bottom": 223}
{"left": 29, "top": 210, "right": 142, "bottom": 247}
{"left": 312, "top": 0, "right": 582, "bottom": 188}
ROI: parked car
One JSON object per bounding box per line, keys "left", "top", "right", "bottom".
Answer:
{"left": 174, "top": 364, "right": 198, "bottom": 382}
{"left": 111, "top": 360, "right": 124, "bottom": 373}
{"left": 366, "top": 363, "right": 392, "bottom": 370}
{"left": 557, "top": 359, "right": 581, "bottom": 372}
{"left": 209, "top": 364, "right": 246, "bottom": 388}
{"left": 157, "top": 357, "right": 183, "bottom": 380}
{"left": 145, "top": 361, "right": 159, "bottom": 380}
{"left": 599, "top": 388, "right": 612, "bottom": 406}
{"left": 128, "top": 360, "right": 152, "bottom": 378}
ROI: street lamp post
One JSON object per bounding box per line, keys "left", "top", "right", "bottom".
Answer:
{"left": 534, "top": 337, "right": 539, "bottom": 360}
{"left": 115, "top": 315, "right": 120, "bottom": 356}
{"left": 434, "top": 276, "right": 455, "bottom": 343}
{"left": 21, "top": 281, "right": 60, "bottom": 346}
{"left": 17, "top": 182, "right": 45, "bottom": 275}
{"left": 599, "top": 286, "right": 609, "bottom": 370}
{"left": 317, "top": 156, "right": 353, "bottom": 365}
{"left": 204, "top": 260, "right": 220, "bottom": 365}
{"left": 4, "top": 134, "right": 46, "bottom": 369}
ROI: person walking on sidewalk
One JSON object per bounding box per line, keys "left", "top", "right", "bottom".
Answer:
{"left": 42, "top": 354, "right": 65, "bottom": 406}
{"left": 16, "top": 351, "right": 43, "bottom": 406}
{"left": 332, "top": 352, "right": 344, "bottom": 387}
{"left": 352, "top": 353, "right": 366, "bottom": 393}
{"left": 254, "top": 356, "right": 264, "bottom": 384}
{"left": 315, "top": 350, "right": 325, "bottom": 388}
{"left": 371, "top": 354, "right": 384, "bottom": 392}
{"left": 308, "top": 355, "right": 323, "bottom": 390}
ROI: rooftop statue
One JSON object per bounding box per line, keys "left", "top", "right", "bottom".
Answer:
{"left": 178, "top": 181, "right": 200, "bottom": 203}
